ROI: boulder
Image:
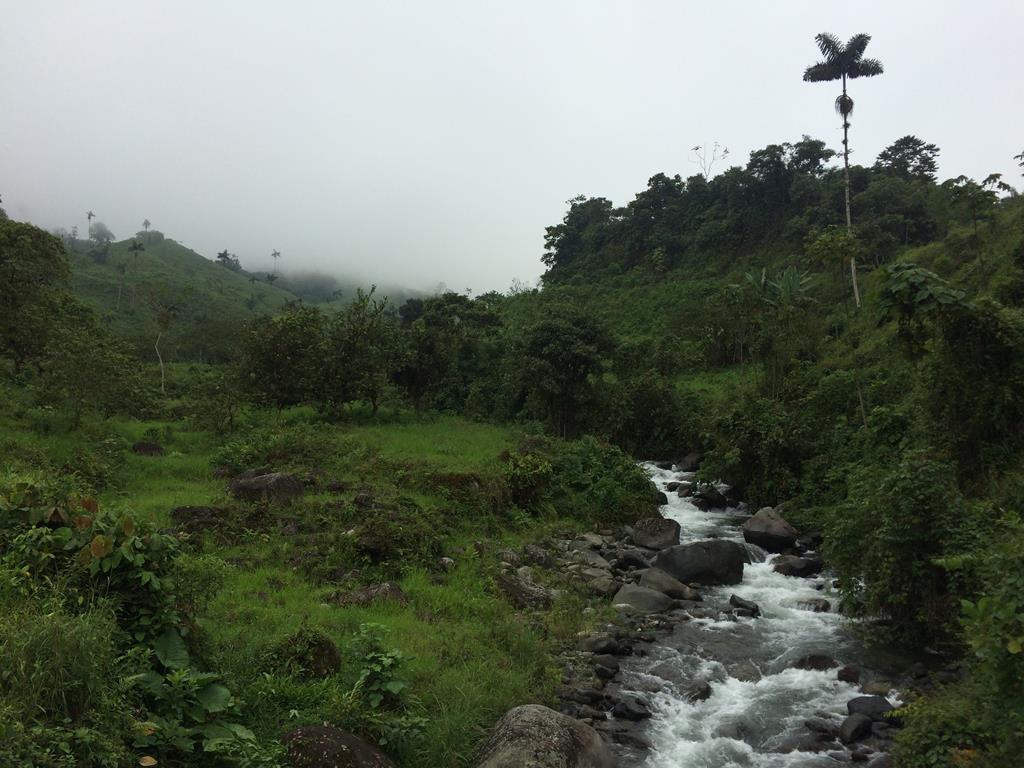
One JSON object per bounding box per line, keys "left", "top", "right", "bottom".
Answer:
{"left": 798, "top": 598, "right": 831, "bottom": 613}
{"left": 654, "top": 540, "right": 745, "bottom": 585}
{"left": 522, "top": 544, "right": 555, "bottom": 568}
{"left": 685, "top": 680, "right": 712, "bottom": 701}
{"left": 169, "top": 505, "right": 223, "bottom": 533}
{"left": 639, "top": 567, "right": 701, "bottom": 600}
{"left": 611, "top": 697, "right": 651, "bottom": 721}
{"left": 581, "top": 634, "right": 626, "bottom": 655}
{"left": 656, "top": 491, "right": 669, "bottom": 505}
{"left": 587, "top": 577, "right": 621, "bottom": 597}
{"left": 229, "top": 471, "right": 304, "bottom": 503}
{"left": 131, "top": 441, "right": 164, "bottom": 457}
{"left": 496, "top": 572, "right": 553, "bottom": 609}
{"left": 838, "top": 665, "right": 861, "bottom": 684}
{"left": 474, "top": 704, "right": 615, "bottom": 768}
{"left": 862, "top": 681, "right": 893, "bottom": 696}
{"left": 677, "top": 452, "right": 703, "bottom": 472}
{"left": 742, "top": 507, "right": 799, "bottom": 553}
{"left": 330, "top": 582, "right": 409, "bottom": 607}
{"left": 729, "top": 594, "right": 761, "bottom": 618}
{"left": 614, "top": 549, "right": 650, "bottom": 570}
{"left": 631, "top": 517, "right": 681, "bottom": 550}
{"left": 691, "top": 485, "right": 729, "bottom": 510}
{"left": 284, "top": 725, "right": 396, "bottom": 767}
{"left": 773, "top": 555, "right": 823, "bottom": 578}
{"left": 839, "top": 713, "right": 873, "bottom": 744}
{"left": 791, "top": 654, "right": 839, "bottom": 671}
{"left": 612, "top": 584, "right": 674, "bottom": 614}
{"left": 847, "top": 695, "right": 894, "bottom": 720}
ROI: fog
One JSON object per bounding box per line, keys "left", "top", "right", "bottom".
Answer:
{"left": 2, "top": 1, "right": 1021, "bottom": 292}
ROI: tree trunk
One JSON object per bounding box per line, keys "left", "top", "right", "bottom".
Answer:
{"left": 841, "top": 74, "right": 861, "bottom": 309}
{"left": 116, "top": 282, "right": 122, "bottom": 310}
{"left": 155, "top": 331, "right": 165, "bottom": 394}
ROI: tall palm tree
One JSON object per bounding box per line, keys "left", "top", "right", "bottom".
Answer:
{"left": 86, "top": 210, "right": 95, "bottom": 240}
{"left": 143, "top": 218, "right": 151, "bottom": 233}
{"left": 271, "top": 249, "right": 281, "bottom": 274}
{"left": 804, "top": 33, "right": 883, "bottom": 307}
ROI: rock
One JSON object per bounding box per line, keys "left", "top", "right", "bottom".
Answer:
{"left": 284, "top": 724, "right": 396, "bottom": 767}
{"left": 727, "top": 661, "right": 762, "bottom": 681}
{"left": 573, "top": 549, "right": 612, "bottom": 569}
{"left": 228, "top": 471, "right": 304, "bottom": 503}
{"left": 131, "top": 441, "right": 164, "bottom": 457}
{"left": 581, "top": 634, "right": 625, "bottom": 655}
{"left": 496, "top": 572, "right": 553, "bottom": 609}
{"left": 440, "top": 556, "right": 457, "bottom": 571}
{"left": 580, "top": 532, "right": 605, "bottom": 548}
{"left": 611, "top": 697, "right": 651, "bottom": 721}
{"left": 804, "top": 718, "right": 839, "bottom": 737}
{"left": 742, "top": 507, "right": 799, "bottom": 553}
{"left": 773, "top": 554, "right": 823, "bottom": 578}
{"left": 838, "top": 665, "right": 861, "bottom": 684}
{"left": 677, "top": 485, "right": 695, "bottom": 498}
{"left": 691, "top": 485, "right": 729, "bottom": 510}
{"left": 631, "top": 517, "right": 681, "bottom": 550}
{"left": 522, "top": 544, "right": 555, "bottom": 568}
{"left": 656, "top": 491, "right": 669, "bottom": 505}
{"left": 654, "top": 540, "right": 745, "bottom": 585}
{"left": 685, "top": 680, "right": 712, "bottom": 701}
{"left": 614, "top": 549, "right": 650, "bottom": 570}
{"left": 592, "top": 654, "right": 620, "bottom": 678}
{"left": 677, "top": 452, "right": 702, "bottom": 472}
{"left": 498, "top": 548, "right": 521, "bottom": 566}
{"left": 798, "top": 598, "right": 831, "bottom": 613}
{"left": 169, "top": 505, "right": 223, "bottom": 533}
{"left": 665, "top": 482, "right": 682, "bottom": 492}
{"left": 639, "top": 567, "right": 701, "bottom": 600}
{"left": 588, "top": 577, "right": 621, "bottom": 597}
{"left": 729, "top": 594, "right": 761, "bottom": 618}
{"left": 330, "top": 582, "right": 409, "bottom": 607}
{"left": 612, "top": 584, "right": 674, "bottom": 614}
{"left": 862, "top": 681, "right": 893, "bottom": 696}
{"left": 791, "top": 654, "right": 839, "bottom": 671}
{"left": 325, "top": 479, "right": 351, "bottom": 493}
{"left": 654, "top": 461, "right": 673, "bottom": 470}
{"left": 474, "top": 704, "right": 615, "bottom": 768}
{"left": 839, "top": 713, "right": 873, "bottom": 744}
{"left": 776, "top": 733, "right": 839, "bottom": 753}
{"left": 847, "top": 696, "right": 894, "bottom": 720}
{"left": 868, "top": 754, "right": 893, "bottom": 767}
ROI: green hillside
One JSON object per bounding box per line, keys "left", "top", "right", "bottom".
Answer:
{"left": 66, "top": 233, "right": 299, "bottom": 363}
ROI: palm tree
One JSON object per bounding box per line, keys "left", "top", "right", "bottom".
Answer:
{"left": 86, "top": 210, "right": 95, "bottom": 241}
{"left": 271, "top": 249, "right": 281, "bottom": 274}
{"left": 804, "top": 33, "right": 883, "bottom": 307}
{"left": 143, "top": 218, "right": 151, "bottom": 233}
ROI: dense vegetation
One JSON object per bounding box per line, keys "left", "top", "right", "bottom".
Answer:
{"left": 3, "top": 119, "right": 1024, "bottom": 765}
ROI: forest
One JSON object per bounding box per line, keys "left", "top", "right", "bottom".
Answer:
{"left": 3, "top": 27, "right": 1024, "bottom": 768}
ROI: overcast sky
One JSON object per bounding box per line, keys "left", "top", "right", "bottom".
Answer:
{"left": 2, "top": 1, "right": 1022, "bottom": 292}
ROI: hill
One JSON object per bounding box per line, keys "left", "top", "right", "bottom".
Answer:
{"left": 66, "top": 232, "right": 299, "bottom": 363}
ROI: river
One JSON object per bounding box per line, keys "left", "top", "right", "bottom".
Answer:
{"left": 617, "top": 462, "right": 897, "bottom": 767}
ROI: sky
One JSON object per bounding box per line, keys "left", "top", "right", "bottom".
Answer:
{"left": 2, "top": 1, "right": 1022, "bottom": 292}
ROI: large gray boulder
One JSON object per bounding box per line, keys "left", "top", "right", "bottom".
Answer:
{"left": 631, "top": 517, "right": 681, "bottom": 549}
{"left": 475, "top": 705, "right": 614, "bottom": 768}
{"left": 229, "top": 471, "right": 304, "bottom": 503}
{"left": 639, "top": 567, "right": 701, "bottom": 601}
{"left": 284, "top": 725, "right": 396, "bottom": 767}
{"left": 612, "top": 583, "right": 673, "bottom": 614}
{"left": 742, "top": 507, "right": 799, "bottom": 552}
{"left": 653, "top": 540, "right": 745, "bottom": 585}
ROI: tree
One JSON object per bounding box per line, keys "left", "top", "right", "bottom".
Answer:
{"left": 271, "top": 249, "right": 281, "bottom": 274}
{"left": 946, "top": 174, "right": 1014, "bottom": 250}
{"left": 238, "top": 304, "right": 325, "bottom": 409}
{"left": 875, "top": 135, "right": 940, "bottom": 181}
{"left": 89, "top": 220, "right": 115, "bottom": 244}
{"left": 0, "top": 193, "right": 7, "bottom": 220}
{"left": 804, "top": 32, "right": 884, "bottom": 307}
{"left": 0, "top": 219, "right": 69, "bottom": 371}
{"left": 147, "top": 285, "right": 190, "bottom": 394}
{"left": 216, "top": 249, "right": 241, "bottom": 271}
{"left": 86, "top": 209, "right": 95, "bottom": 233}
{"left": 691, "top": 142, "right": 730, "bottom": 179}
{"left": 143, "top": 218, "right": 151, "bottom": 232}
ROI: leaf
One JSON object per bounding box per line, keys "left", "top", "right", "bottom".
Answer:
{"left": 139, "top": 757, "right": 158, "bottom": 767}
{"left": 122, "top": 516, "right": 136, "bottom": 537}
{"left": 195, "top": 683, "right": 232, "bottom": 713}
{"left": 154, "top": 628, "right": 190, "bottom": 670}
{"left": 73, "top": 515, "right": 93, "bottom": 530}
{"left": 1008, "top": 638, "right": 1022, "bottom": 654}
{"left": 90, "top": 534, "right": 114, "bottom": 559}
{"left": 80, "top": 496, "right": 99, "bottom": 514}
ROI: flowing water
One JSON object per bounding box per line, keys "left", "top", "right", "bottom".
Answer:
{"left": 622, "top": 463, "right": 896, "bottom": 767}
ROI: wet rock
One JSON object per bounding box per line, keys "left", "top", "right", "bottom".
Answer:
{"left": 691, "top": 485, "right": 729, "bottom": 510}
{"left": 581, "top": 634, "right": 626, "bottom": 655}
{"left": 474, "top": 704, "right": 615, "bottom": 768}
{"left": 587, "top": 577, "right": 621, "bottom": 597}
{"left": 592, "top": 654, "right": 620, "bottom": 679}
{"left": 611, "top": 697, "right": 651, "bottom": 721}
{"left": 229, "top": 471, "right": 304, "bottom": 504}
{"left": 839, "top": 713, "right": 873, "bottom": 744}
{"left": 685, "top": 680, "right": 712, "bottom": 701}
{"left": 612, "top": 584, "right": 674, "bottom": 614}
{"left": 496, "top": 572, "right": 554, "bottom": 609}
{"left": 776, "top": 733, "right": 840, "bottom": 753}
{"left": 838, "top": 665, "right": 861, "bottom": 684}
{"left": 729, "top": 594, "right": 761, "bottom": 618}
{"left": 805, "top": 717, "right": 839, "bottom": 737}
{"left": 847, "top": 695, "right": 894, "bottom": 720}
{"left": 654, "top": 540, "right": 745, "bottom": 585}
{"left": 677, "top": 452, "right": 702, "bottom": 472}
{"left": 677, "top": 485, "right": 695, "bottom": 498}
{"left": 330, "top": 581, "right": 409, "bottom": 607}
{"left": 631, "top": 517, "right": 681, "bottom": 550}
{"left": 742, "top": 507, "right": 799, "bottom": 553}
{"left": 862, "top": 680, "right": 893, "bottom": 696}
{"left": 639, "top": 567, "right": 701, "bottom": 601}
{"left": 522, "top": 544, "right": 555, "bottom": 568}
{"left": 572, "top": 549, "right": 612, "bottom": 569}
{"left": 798, "top": 597, "right": 832, "bottom": 612}
{"left": 791, "top": 654, "right": 839, "bottom": 671}
{"left": 773, "top": 554, "right": 824, "bottom": 578}
{"left": 728, "top": 660, "right": 762, "bottom": 682}
{"left": 654, "top": 461, "right": 673, "bottom": 470}
{"left": 656, "top": 491, "right": 669, "bottom": 505}
{"left": 284, "top": 724, "right": 396, "bottom": 767}
{"left": 131, "top": 440, "right": 165, "bottom": 457}
{"left": 665, "top": 481, "right": 682, "bottom": 492}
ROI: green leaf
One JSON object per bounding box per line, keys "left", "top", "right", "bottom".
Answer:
{"left": 195, "top": 683, "right": 232, "bottom": 713}
{"left": 154, "top": 628, "right": 190, "bottom": 670}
